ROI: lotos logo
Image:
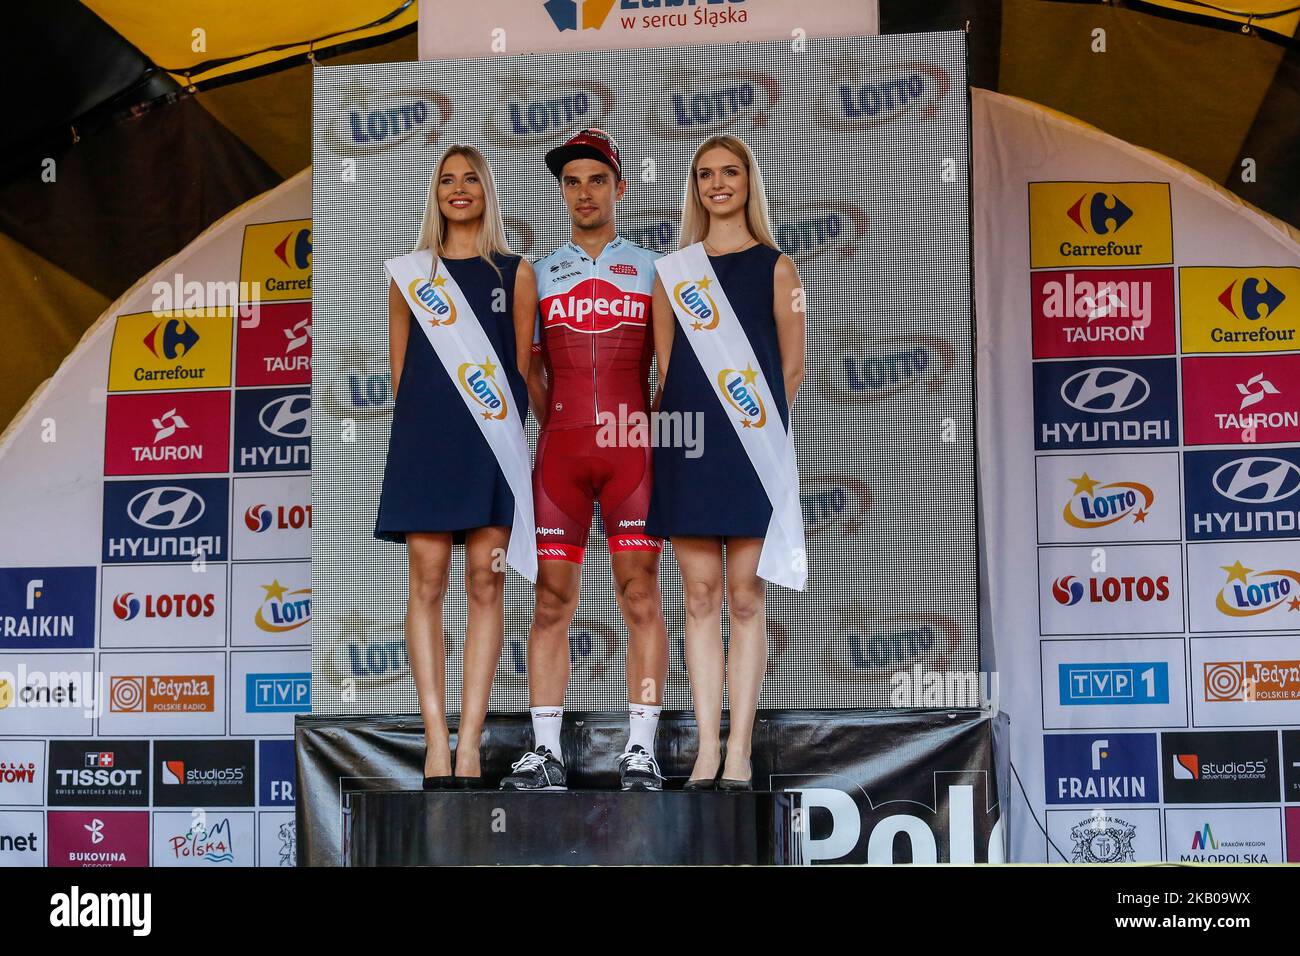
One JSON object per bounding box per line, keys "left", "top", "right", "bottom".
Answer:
{"left": 244, "top": 505, "right": 272, "bottom": 532}
{"left": 772, "top": 201, "right": 869, "bottom": 262}
{"left": 325, "top": 86, "right": 452, "bottom": 155}
{"left": 112, "top": 594, "right": 141, "bottom": 621}
{"left": 1218, "top": 276, "right": 1286, "bottom": 322}
{"left": 649, "top": 69, "right": 779, "bottom": 137}
{"left": 111, "top": 591, "right": 215, "bottom": 622}
{"left": 1062, "top": 473, "right": 1154, "bottom": 528}
{"left": 801, "top": 475, "right": 873, "bottom": 535}
{"left": 127, "top": 486, "right": 205, "bottom": 531}
{"left": 817, "top": 332, "right": 954, "bottom": 403}
{"left": 1067, "top": 192, "right": 1133, "bottom": 237}
{"left": 142, "top": 319, "right": 199, "bottom": 361}
{"left": 813, "top": 61, "right": 951, "bottom": 128}
{"left": 1060, "top": 367, "right": 1149, "bottom": 414}
{"left": 408, "top": 275, "right": 457, "bottom": 325}
{"left": 254, "top": 580, "right": 312, "bottom": 633}
{"left": 457, "top": 359, "right": 509, "bottom": 421}
{"left": 243, "top": 503, "right": 311, "bottom": 533}
{"left": 1215, "top": 560, "right": 1300, "bottom": 618}
{"left": 258, "top": 394, "right": 310, "bottom": 439}
{"left": 1052, "top": 574, "right": 1171, "bottom": 606}
{"left": 717, "top": 366, "right": 767, "bottom": 427}
{"left": 672, "top": 277, "right": 719, "bottom": 330}
{"left": 485, "top": 78, "right": 613, "bottom": 145}
{"left": 1212, "top": 457, "right": 1300, "bottom": 505}
{"left": 274, "top": 228, "right": 311, "bottom": 271}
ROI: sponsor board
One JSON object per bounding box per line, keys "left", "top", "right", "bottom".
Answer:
{"left": 0, "top": 653, "right": 95, "bottom": 737}
{"left": 100, "top": 563, "right": 227, "bottom": 648}
{"left": 1045, "top": 808, "right": 1161, "bottom": 863}
{"left": 0, "top": 566, "right": 95, "bottom": 650}
{"left": 1038, "top": 543, "right": 1183, "bottom": 635}
{"left": 239, "top": 220, "right": 312, "bottom": 303}
{"left": 1281, "top": 730, "right": 1300, "bottom": 803}
{"left": 1160, "top": 730, "right": 1280, "bottom": 804}
{"left": 0, "top": 810, "right": 43, "bottom": 866}
{"left": 102, "top": 478, "right": 228, "bottom": 564}
{"left": 1032, "top": 358, "right": 1178, "bottom": 450}
{"left": 47, "top": 811, "right": 149, "bottom": 867}
{"left": 1288, "top": 808, "right": 1300, "bottom": 862}
{"left": 259, "top": 739, "right": 295, "bottom": 807}
{"left": 1040, "top": 638, "right": 1187, "bottom": 730}
{"left": 1180, "top": 266, "right": 1300, "bottom": 354}
{"left": 1182, "top": 354, "right": 1300, "bottom": 445}
{"left": 1192, "top": 635, "right": 1300, "bottom": 727}
{"left": 258, "top": 811, "right": 296, "bottom": 867}
{"left": 0, "top": 740, "right": 44, "bottom": 806}
{"left": 1028, "top": 182, "right": 1172, "bottom": 268}
{"left": 1034, "top": 452, "right": 1179, "bottom": 543}
{"left": 233, "top": 387, "right": 311, "bottom": 473}
{"left": 230, "top": 561, "right": 311, "bottom": 647}
{"left": 1184, "top": 448, "right": 1300, "bottom": 541}
{"left": 1187, "top": 541, "right": 1300, "bottom": 633}
{"left": 104, "top": 390, "right": 231, "bottom": 475}
{"left": 1043, "top": 732, "right": 1159, "bottom": 805}
{"left": 231, "top": 475, "right": 311, "bottom": 561}
{"left": 1030, "top": 267, "right": 1175, "bottom": 359}
{"left": 108, "top": 312, "right": 232, "bottom": 392}
{"left": 1163, "top": 807, "right": 1282, "bottom": 863}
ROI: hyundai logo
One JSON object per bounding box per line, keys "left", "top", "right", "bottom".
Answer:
{"left": 126, "top": 486, "right": 206, "bottom": 530}
{"left": 1061, "top": 367, "right": 1150, "bottom": 414}
{"left": 258, "top": 395, "right": 311, "bottom": 439}
{"left": 1211, "top": 457, "right": 1300, "bottom": 504}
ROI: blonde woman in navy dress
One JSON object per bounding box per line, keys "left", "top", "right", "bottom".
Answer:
{"left": 375, "top": 145, "right": 537, "bottom": 789}
{"left": 645, "top": 135, "right": 805, "bottom": 790}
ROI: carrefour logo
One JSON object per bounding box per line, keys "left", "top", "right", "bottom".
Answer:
{"left": 1216, "top": 560, "right": 1300, "bottom": 618}
{"left": 1062, "top": 473, "right": 1154, "bottom": 529}
{"left": 274, "top": 228, "right": 312, "bottom": 271}
{"left": 458, "top": 359, "right": 509, "bottom": 421}
{"left": 1219, "top": 276, "right": 1286, "bottom": 322}
{"left": 717, "top": 366, "right": 767, "bottom": 427}
{"left": 486, "top": 79, "right": 613, "bottom": 146}
{"left": 1067, "top": 192, "right": 1133, "bottom": 237}
{"left": 672, "top": 277, "right": 718, "bottom": 330}
{"left": 143, "top": 319, "right": 199, "bottom": 361}
{"left": 127, "top": 486, "right": 205, "bottom": 531}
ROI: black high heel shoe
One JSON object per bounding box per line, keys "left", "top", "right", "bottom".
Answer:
{"left": 717, "top": 777, "right": 753, "bottom": 791}
{"left": 682, "top": 776, "right": 717, "bottom": 791}
{"left": 422, "top": 775, "right": 455, "bottom": 790}
{"left": 453, "top": 775, "right": 482, "bottom": 790}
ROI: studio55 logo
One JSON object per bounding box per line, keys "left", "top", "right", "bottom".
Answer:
{"left": 1032, "top": 358, "right": 1178, "bottom": 450}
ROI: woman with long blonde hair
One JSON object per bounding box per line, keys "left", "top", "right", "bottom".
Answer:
{"left": 375, "top": 144, "right": 537, "bottom": 789}
{"left": 646, "top": 135, "right": 806, "bottom": 790}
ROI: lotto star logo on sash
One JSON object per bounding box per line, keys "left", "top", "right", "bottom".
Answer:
{"left": 408, "top": 273, "right": 457, "bottom": 326}
{"left": 717, "top": 365, "right": 768, "bottom": 428}
{"left": 459, "top": 357, "right": 509, "bottom": 420}
{"left": 673, "top": 276, "right": 719, "bottom": 330}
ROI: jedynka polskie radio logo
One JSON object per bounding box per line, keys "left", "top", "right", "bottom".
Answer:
{"left": 1030, "top": 268, "right": 1175, "bottom": 359}
{"left": 1180, "top": 267, "right": 1299, "bottom": 353}
{"left": 108, "top": 675, "right": 214, "bottom": 714}
{"left": 716, "top": 365, "right": 767, "bottom": 428}
{"left": 672, "top": 275, "right": 719, "bottom": 330}
{"left": 811, "top": 60, "right": 950, "bottom": 129}
{"left": 646, "top": 65, "right": 778, "bottom": 138}
{"left": 458, "top": 358, "right": 511, "bottom": 421}
{"left": 254, "top": 580, "right": 311, "bottom": 634}
{"left": 408, "top": 273, "right": 457, "bottom": 326}
{"left": 816, "top": 331, "right": 954, "bottom": 404}
{"left": 485, "top": 76, "right": 613, "bottom": 145}
{"left": 1060, "top": 472, "right": 1154, "bottom": 530}
{"left": 323, "top": 82, "right": 452, "bottom": 155}
{"left": 1215, "top": 559, "right": 1300, "bottom": 619}
{"left": 1203, "top": 660, "right": 1300, "bottom": 703}
{"left": 1028, "top": 182, "right": 1172, "bottom": 268}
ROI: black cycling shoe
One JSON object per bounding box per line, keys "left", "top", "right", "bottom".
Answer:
{"left": 618, "top": 745, "right": 665, "bottom": 792}
{"left": 498, "top": 747, "right": 567, "bottom": 790}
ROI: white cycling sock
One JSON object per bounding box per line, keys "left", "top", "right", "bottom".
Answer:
{"left": 530, "top": 706, "right": 563, "bottom": 762}
{"left": 626, "top": 703, "right": 661, "bottom": 754}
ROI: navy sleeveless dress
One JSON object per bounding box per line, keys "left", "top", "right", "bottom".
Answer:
{"left": 646, "top": 243, "right": 789, "bottom": 539}
{"left": 375, "top": 253, "right": 528, "bottom": 544}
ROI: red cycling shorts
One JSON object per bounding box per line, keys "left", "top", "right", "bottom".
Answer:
{"left": 533, "top": 426, "right": 662, "bottom": 563}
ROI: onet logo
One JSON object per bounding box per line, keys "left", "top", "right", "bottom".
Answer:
{"left": 543, "top": 0, "right": 617, "bottom": 31}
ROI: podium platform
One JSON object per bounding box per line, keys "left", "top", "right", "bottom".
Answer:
{"left": 348, "top": 789, "right": 804, "bottom": 865}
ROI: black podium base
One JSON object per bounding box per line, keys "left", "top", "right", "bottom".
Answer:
{"left": 348, "top": 789, "right": 803, "bottom": 865}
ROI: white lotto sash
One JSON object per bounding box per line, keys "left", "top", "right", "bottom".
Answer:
{"left": 655, "top": 243, "right": 806, "bottom": 590}
{"left": 384, "top": 250, "right": 537, "bottom": 582}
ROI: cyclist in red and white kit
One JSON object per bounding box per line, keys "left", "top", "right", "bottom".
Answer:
{"left": 500, "top": 129, "right": 669, "bottom": 792}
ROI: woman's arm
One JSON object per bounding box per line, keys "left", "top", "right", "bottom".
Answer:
{"left": 651, "top": 274, "right": 675, "bottom": 404}
{"left": 512, "top": 258, "right": 538, "bottom": 387}
{"left": 388, "top": 278, "right": 410, "bottom": 396}
{"left": 772, "top": 253, "right": 806, "bottom": 410}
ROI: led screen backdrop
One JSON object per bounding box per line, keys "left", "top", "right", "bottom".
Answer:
{"left": 310, "top": 32, "right": 977, "bottom": 714}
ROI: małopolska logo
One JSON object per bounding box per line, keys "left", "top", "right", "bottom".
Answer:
{"left": 458, "top": 358, "right": 510, "bottom": 421}
{"left": 102, "top": 478, "right": 227, "bottom": 563}
{"left": 324, "top": 83, "right": 453, "bottom": 155}
{"left": 812, "top": 60, "right": 950, "bottom": 128}
{"left": 1186, "top": 449, "right": 1300, "bottom": 540}
{"left": 716, "top": 366, "right": 767, "bottom": 428}
{"left": 817, "top": 332, "right": 954, "bottom": 404}
{"left": 1061, "top": 472, "right": 1154, "bottom": 529}
{"left": 234, "top": 388, "right": 311, "bottom": 473}
{"left": 254, "top": 580, "right": 311, "bottom": 634}
{"left": 648, "top": 67, "right": 779, "bottom": 138}
{"left": 407, "top": 274, "right": 457, "bottom": 325}
{"left": 1032, "top": 358, "right": 1177, "bottom": 450}
{"left": 0, "top": 567, "right": 95, "bottom": 650}
{"left": 485, "top": 77, "right": 613, "bottom": 146}
{"left": 1215, "top": 559, "right": 1300, "bottom": 618}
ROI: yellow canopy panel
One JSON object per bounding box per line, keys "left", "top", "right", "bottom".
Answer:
{"left": 1141, "top": 0, "right": 1300, "bottom": 37}
{"left": 81, "top": 0, "right": 418, "bottom": 85}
